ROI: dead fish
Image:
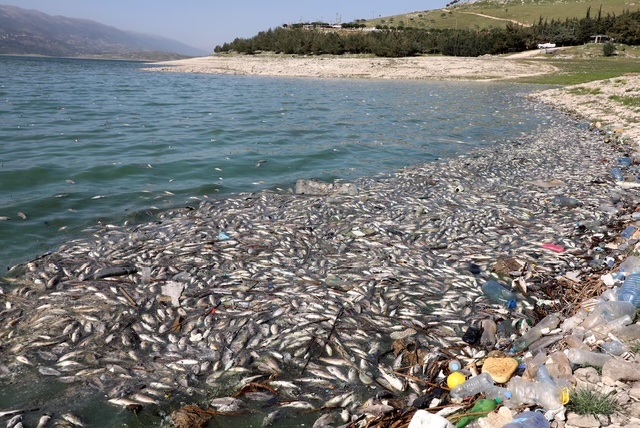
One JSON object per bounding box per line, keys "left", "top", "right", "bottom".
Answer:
{"left": 61, "top": 413, "right": 83, "bottom": 427}
{"left": 262, "top": 410, "right": 282, "bottom": 427}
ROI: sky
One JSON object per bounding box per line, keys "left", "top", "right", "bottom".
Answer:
{"left": 1, "top": 0, "right": 449, "bottom": 52}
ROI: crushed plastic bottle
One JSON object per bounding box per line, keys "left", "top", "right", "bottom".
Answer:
{"left": 511, "top": 314, "right": 560, "bottom": 353}
{"left": 618, "top": 273, "right": 640, "bottom": 308}
{"left": 449, "top": 372, "right": 512, "bottom": 402}
{"left": 581, "top": 300, "right": 636, "bottom": 329}
{"left": 481, "top": 280, "right": 518, "bottom": 309}
{"left": 618, "top": 256, "right": 640, "bottom": 277}
{"left": 506, "top": 376, "right": 564, "bottom": 410}
{"left": 502, "top": 411, "right": 550, "bottom": 428}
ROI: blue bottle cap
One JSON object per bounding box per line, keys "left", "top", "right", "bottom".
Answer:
{"left": 507, "top": 299, "right": 517, "bottom": 310}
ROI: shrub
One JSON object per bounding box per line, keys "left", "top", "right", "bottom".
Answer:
{"left": 603, "top": 42, "right": 616, "bottom": 57}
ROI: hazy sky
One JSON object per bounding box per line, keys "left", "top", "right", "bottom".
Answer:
{"left": 2, "top": 1, "right": 449, "bottom": 51}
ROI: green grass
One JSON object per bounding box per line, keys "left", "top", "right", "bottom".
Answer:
{"left": 365, "top": 0, "right": 640, "bottom": 31}
{"left": 567, "top": 87, "right": 602, "bottom": 95}
{"left": 510, "top": 45, "right": 640, "bottom": 85}
{"left": 569, "top": 388, "right": 619, "bottom": 416}
{"left": 610, "top": 95, "right": 640, "bottom": 108}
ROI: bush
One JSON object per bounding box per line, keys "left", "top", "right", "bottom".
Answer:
{"left": 603, "top": 42, "right": 616, "bottom": 57}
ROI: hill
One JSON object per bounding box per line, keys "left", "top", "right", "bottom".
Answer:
{"left": 366, "top": 0, "right": 640, "bottom": 31}
{"left": 0, "top": 5, "right": 208, "bottom": 60}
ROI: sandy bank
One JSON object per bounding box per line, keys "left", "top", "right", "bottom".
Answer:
{"left": 146, "top": 53, "right": 557, "bottom": 81}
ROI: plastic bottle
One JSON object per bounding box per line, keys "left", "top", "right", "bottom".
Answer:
{"left": 506, "top": 376, "right": 563, "bottom": 410}
{"left": 581, "top": 300, "right": 636, "bottom": 329}
{"left": 535, "top": 364, "right": 555, "bottom": 385}
{"left": 600, "top": 340, "right": 630, "bottom": 356}
{"left": 454, "top": 398, "right": 501, "bottom": 428}
{"left": 611, "top": 167, "right": 624, "bottom": 182}
{"left": 523, "top": 351, "right": 547, "bottom": 381}
{"left": 448, "top": 359, "right": 462, "bottom": 372}
{"left": 618, "top": 273, "right": 640, "bottom": 308}
{"left": 612, "top": 323, "right": 640, "bottom": 342}
{"left": 560, "top": 308, "right": 587, "bottom": 333}
{"left": 481, "top": 280, "right": 518, "bottom": 309}
{"left": 617, "top": 257, "right": 640, "bottom": 279}
{"left": 502, "top": 411, "right": 550, "bottom": 428}
{"left": 450, "top": 373, "right": 495, "bottom": 401}
{"left": 565, "top": 348, "right": 612, "bottom": 368}
{"left": 592, "top": 314, "right": 633, "bottom": 339}
{"left": 511, "top": 314, "right": 560, "bottom": 353}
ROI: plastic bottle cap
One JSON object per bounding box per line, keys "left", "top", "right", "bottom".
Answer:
{"left": 507, "top": 299, "right": 517, "bottom": 309}
{"left": 450, "top": 362, "right": 461, "bottom": 371}
{"left": 447, "top": 372, "right": 467, "bottom": 390}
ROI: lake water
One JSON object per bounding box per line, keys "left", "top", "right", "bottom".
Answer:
{"left": 0, "top": 56, "right": 560, "bottom": 273}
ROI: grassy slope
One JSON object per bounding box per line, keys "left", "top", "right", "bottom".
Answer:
{"left": 366, "top": 0, "right": 640, "bottom": 30}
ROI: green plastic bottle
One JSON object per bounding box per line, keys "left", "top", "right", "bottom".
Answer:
{"left": 454, "top": 398, "right": 501, "bottom": 428}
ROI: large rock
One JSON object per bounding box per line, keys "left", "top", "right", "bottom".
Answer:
{"left": 566, "top": 413, "right": 600, "bottom": 428}
{"left": 602, "top": 359, "right": 640, "bottom": 383}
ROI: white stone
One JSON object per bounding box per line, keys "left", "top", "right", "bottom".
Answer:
{"left": 566, "top": 412, "right": 600, "bottom": 428}
{"left": 407, "top": 409, "right": 454, "bottom": 428}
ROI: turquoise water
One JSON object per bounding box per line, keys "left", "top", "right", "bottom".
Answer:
{"left": 0, "top": 56, "right": 554, "bottom": 271}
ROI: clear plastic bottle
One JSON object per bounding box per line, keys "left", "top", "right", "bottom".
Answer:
{"left": 601, "top": 340, "right": 630, "bottom": 356}
{"left": 561, "top": 308, "right": 587, "bottom": 333}
{"left": 511, "top": 314, "right": 560, "bottom": 353}
{"left": 481, "top": 280, "right": 518, "bottom": 309}
{"left": 502, "top": 411, "right": 550, "bottom": 428}
{"left": 506, "top": 376, "right": 563, "bottom": 410}
{"left": 619, "top": 256, "right": 640, "bottom": 276}
{"left": 581, "top": 301, "right": 636, "bottom": 329}
{"left": 618, "top": 273, "right": 640, "bottom": 307}
{"left": 450, "top": 372, "right": 495, "bottom": 401}
{"left": 565, "top": 348, "right": 612, "bottom": 368}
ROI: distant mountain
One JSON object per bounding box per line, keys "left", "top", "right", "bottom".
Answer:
{"left": 0, "top": 5, "right": 208, "bottom": 60}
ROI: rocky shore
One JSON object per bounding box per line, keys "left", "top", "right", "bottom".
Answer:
{"left": 1, "top": 61, "right": 640, "bottom": 427}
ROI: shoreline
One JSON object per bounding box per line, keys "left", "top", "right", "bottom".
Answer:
{"left": 146, "top": 53, "right": 557, "bottom": 81}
